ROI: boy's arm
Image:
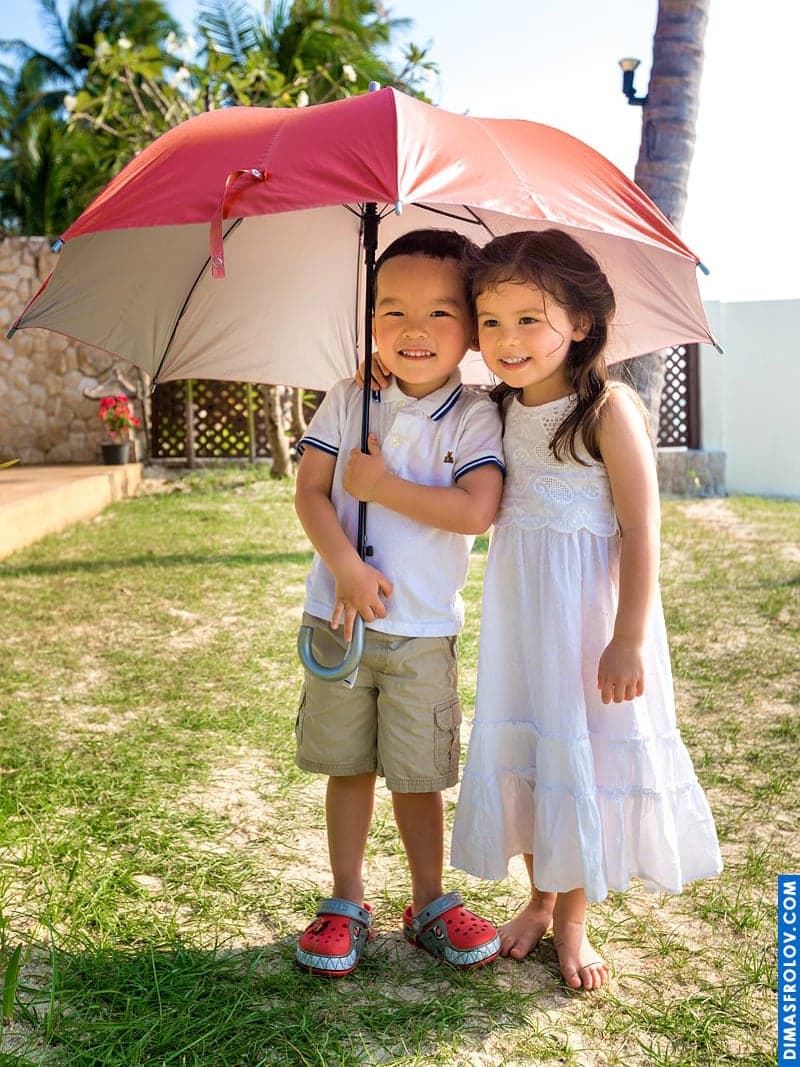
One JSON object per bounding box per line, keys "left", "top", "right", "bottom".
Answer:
{"left": 343, "top": 432, "right": 503, "bottom": 535}
{"left": 295, "top": 446, "right": 393, "bottom": 640}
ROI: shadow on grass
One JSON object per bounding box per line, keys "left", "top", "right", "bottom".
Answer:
{"left": 0, "top": 550, "right": 313, "bottom": 579}
{"left": 8, "top": 938, "right": 538, "bottom": 1067}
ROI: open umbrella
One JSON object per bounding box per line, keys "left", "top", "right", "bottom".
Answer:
{"left": 9, "top": 86, "right": 718, "bottom": 678}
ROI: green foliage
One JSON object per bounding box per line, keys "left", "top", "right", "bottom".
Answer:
{"left": 0, "top": 110, "right": 103, "bottom": 235}
{"left": 0, "top": 0, "right": 436, "bottom": 235}
{"left": 0, "top": 0, "right": 179, "bottom": 234}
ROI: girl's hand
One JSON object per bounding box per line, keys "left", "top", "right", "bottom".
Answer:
{"left": 597, "top": 637, "right": 645, "bottom": 704}
{"left": 343, "top": 433, "right": 388, "bottom": 502}
{"left": 354, "top": 353, "right": 392, "bottom": 390}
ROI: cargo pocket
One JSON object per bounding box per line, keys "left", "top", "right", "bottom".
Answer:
{"left": 433, "top": 697, "right": 462, "bottom": 776}
{"left": 294, "top": 685, "right": 307, "bottom": 746}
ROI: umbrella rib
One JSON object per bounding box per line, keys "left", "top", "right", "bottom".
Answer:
{"left": 412, "top": 203, "right": 495, "bottom": 236}
{"left": 462, "top": 206, "right": 496, "bottom": 237}
{"left": 151, "top": 219, "right": 243, "bottom": 385}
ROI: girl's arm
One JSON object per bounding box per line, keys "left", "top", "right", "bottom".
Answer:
{"left": 354, "top": 354, "right": 392, "bottom": 390}
{"left": 295, "top": 446, "right": 393, "bottom": 641}
{"left": 343, "top": 432, "right": 503, "bottom": 535}
{"left": 596, "top": 385, "right": 661, "bottom": 704}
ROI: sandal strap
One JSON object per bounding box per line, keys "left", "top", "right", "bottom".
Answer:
{"left": 316, "top": 897, "right": 372, "bottom": 927}
{"left": 407, "top": 891, "right": 463, "bottom": 933}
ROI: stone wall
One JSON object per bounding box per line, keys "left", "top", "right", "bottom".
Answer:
{"left": 0, "top": 236, "right": 145, "bottom": 464}
{"left": 657, "top": 447, "right": 726, "bottom": 497}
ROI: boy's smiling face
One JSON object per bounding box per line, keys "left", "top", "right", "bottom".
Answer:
{"left": 372, "top": 254, "right": 475, "bottom": 398}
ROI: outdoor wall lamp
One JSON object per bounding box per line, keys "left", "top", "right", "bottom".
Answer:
{"left": 619, "top": 57, "right": 648, "bottom": 106}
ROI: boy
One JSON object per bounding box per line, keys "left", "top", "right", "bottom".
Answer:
{"left": 294, "top": 229, "right": 504, "bottom": 976}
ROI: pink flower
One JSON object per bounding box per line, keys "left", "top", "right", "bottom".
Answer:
{"left": 99, "top": 395, "right": 140, "bottom": 441}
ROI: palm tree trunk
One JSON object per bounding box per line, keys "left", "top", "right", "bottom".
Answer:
{"left": 634, "top": 0, "right": 708, "bottom": 227}
{"left": 614, "top": 0, "right": 709, "bottom": 435}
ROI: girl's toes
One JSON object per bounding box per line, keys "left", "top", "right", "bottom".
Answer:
{"left": 579, "top": 960, "right": 609, "bottom": 990}
{"left": 499, "top": 932, "right": 528, "bottom": 959}
{"left": 498, "top": 934, "right": 515, "bottom": 958}
{"left": 563, "top": 966, "right": 583, "bottom": 989}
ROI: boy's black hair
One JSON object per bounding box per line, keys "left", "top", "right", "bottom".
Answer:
{"left": 372, "top": 229, "right": 476, "bottom": 304}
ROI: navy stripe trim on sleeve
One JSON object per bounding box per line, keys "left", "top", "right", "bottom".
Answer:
{"left": 296, "top": 436, "right": 339, "bottom": 458}
{"left": 453, "top": 456, "right": 506, "bottom": 480}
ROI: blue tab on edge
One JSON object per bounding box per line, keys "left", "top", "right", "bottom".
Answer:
{"left": 779, "top": 875, "right": 799, "bottom": 1065}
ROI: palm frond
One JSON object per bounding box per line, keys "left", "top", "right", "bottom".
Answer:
{"left": 36, "top": 0, "right": 70, "bottom": 59}
{"left": 197, "top": 0, "right": 261, "bottom": 65}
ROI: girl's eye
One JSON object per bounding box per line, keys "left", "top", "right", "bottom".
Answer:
{"left": 519, "top": 316, "right": 538, "bottom": 325}
{"left": 479, "top": 318, "right": 498, "bottom": 328}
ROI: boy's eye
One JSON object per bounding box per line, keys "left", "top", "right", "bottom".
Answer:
{"left": 430, "top": 309, "right": 452, "bottom": 317}
{"left": 479, "top": 318, "right": 499, "bottom": 329}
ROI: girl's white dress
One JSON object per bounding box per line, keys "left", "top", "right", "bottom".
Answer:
{"left": 451, "top": 394, "right": 722, "bottom": 903}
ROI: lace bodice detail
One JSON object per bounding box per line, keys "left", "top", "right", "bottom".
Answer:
{"left": 495, "top": 394, "right": 618, "bottom": 535}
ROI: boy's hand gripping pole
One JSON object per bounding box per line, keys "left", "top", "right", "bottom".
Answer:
{"left": 297, "top": 202, "right": 379, "bottom": 682}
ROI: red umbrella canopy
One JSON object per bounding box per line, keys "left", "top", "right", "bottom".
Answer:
{"left": 12, "top": 88, "right": 715, "bottom": 388}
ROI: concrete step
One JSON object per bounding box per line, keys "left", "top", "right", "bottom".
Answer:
{"left": 0, "top": 464, "right": 142, "bottom": 559}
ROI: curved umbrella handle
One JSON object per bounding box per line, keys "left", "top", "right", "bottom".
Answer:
{"left": 297, "top": 200, "right": 378, "bottom": 684}
{"left": 297, "top": 616, "right": 365, "bottom": 682}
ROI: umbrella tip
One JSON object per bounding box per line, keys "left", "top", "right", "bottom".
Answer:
{"left": 698, "top": 260, "right": 710, "bottom": 276}
{"left": 6, "top": 325, "right": 17, "bottom": 339}
{"left": 394, "top": 200, "right": 403, "bottom": 216}
{"left": 50, "top": 238, "right": 63, "bottom": 253}
{"left": 368, "top": 81, "right": 381, "bottom": 93}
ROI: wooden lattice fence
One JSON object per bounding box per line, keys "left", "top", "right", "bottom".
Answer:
{"left": 149, "top": 350, "right": 699, "bottom": 463}
{"left": 150, "top": 381, "right": 323, "bottom": 463}
{"left": 657, "top": 343, "right": 700, "bottom": 448}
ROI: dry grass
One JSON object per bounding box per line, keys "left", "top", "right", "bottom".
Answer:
{"left": 0, "top": 473, "right": 794, "bottom": 1065}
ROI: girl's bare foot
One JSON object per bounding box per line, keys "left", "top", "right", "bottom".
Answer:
{"left": 499, "top": 890, "right": 556, "bottom": 959}
{"left": 552, "top": 917, "right": 609, "bottom": 990}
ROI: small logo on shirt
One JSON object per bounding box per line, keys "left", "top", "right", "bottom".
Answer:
{"left": 443, "top": 451, "right": 454, "bottom": 464}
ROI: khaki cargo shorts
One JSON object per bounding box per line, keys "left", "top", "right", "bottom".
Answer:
{"left": 295, "top": 613, "right": 462, "bottom": 792}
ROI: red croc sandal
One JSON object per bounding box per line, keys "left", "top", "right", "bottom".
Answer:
{"left": 296, "top": 898, "right": 373, "bottom": 977}
{"left": 403, "top": 892, "right": 500, "bottom": 970}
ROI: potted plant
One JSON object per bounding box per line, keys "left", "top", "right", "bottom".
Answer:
{"left": 98, "top": 395, "right": 140, "bottom": 464}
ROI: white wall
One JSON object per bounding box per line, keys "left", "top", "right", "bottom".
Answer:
{"left": 701, "top": 299, "right": 800, "bottom": 498}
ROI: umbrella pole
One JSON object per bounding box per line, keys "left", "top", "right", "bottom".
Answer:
{"left": 296, "top": 201, "right": 378, "bottom": 682}
{"left": 357, "top": 201, "right": 379, "bottom": 561}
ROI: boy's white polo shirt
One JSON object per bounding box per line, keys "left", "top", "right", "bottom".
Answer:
{"left": 297, "top": 371, "right": 504, "bottom": 637}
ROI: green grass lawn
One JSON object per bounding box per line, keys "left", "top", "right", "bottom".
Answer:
{"left": 0, "top": 470, "right": 796, "bottom": 1066}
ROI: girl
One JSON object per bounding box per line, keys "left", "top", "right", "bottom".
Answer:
{"left": 450, "top": 230, "right": 723, "bottom": 990}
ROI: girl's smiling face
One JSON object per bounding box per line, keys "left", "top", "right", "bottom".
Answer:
{"left": 476, "top": 281, "right": 587, "bottom": 406}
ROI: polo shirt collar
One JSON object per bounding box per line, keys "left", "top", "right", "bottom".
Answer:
{"left": 372, "top": 371, "right": 463, "bottom": 421}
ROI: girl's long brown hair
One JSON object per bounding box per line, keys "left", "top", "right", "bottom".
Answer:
{"left": 469, "top": 229, "right": 616, "bottom": 462}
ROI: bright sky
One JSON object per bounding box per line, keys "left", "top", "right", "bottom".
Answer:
{"left": 5, "top": 0, "right": 798, "bottom": 302}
